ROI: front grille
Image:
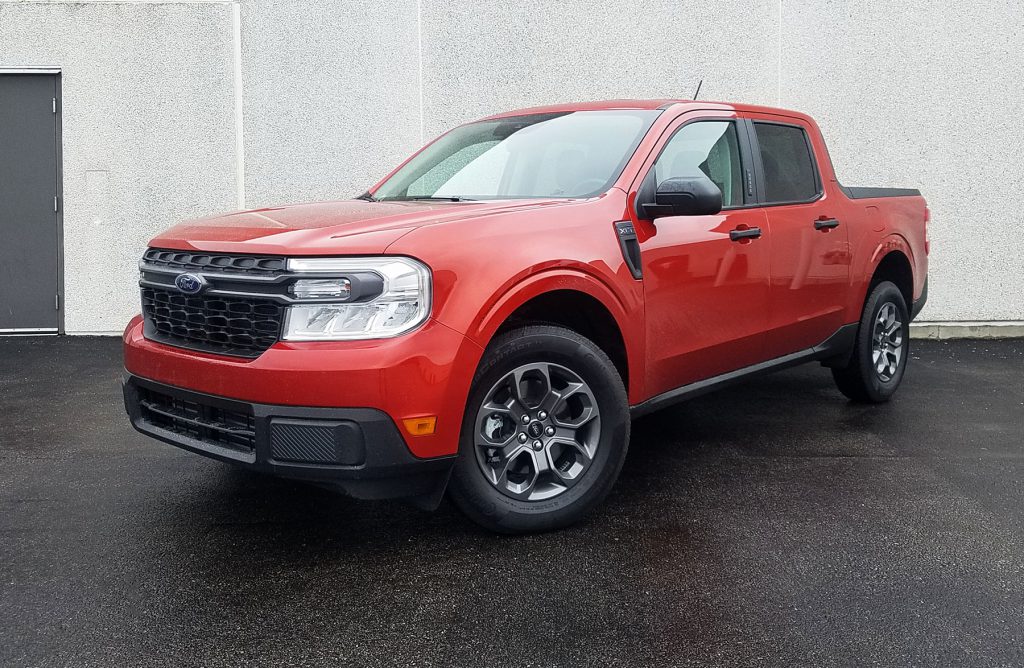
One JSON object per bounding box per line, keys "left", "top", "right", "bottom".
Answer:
{"left": 142, "top": 248, "right": 286, "bottom": 276}
{"left": 141, "top": 286, "right": 283, "bottom": 358}
{"left": 138, "top": 387, "right": 255, "bottom": 454}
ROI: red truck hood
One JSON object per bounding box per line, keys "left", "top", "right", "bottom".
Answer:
{"left": 149, "top": 198, "right": 579, "bottom": 255}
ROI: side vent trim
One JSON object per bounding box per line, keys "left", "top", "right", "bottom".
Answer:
{"left": 614, "top": 221, "right": 643, "bottom": 280}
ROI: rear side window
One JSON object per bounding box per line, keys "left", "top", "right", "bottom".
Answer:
{"left": 753, "top": 122, "right": 820, "bottom": 203}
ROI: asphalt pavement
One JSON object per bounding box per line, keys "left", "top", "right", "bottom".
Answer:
{"left": 1, "top": 336, "right": 1022, "bottom": 667}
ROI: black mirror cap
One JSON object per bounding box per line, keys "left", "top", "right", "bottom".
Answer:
{"left": 643, "top": 175, "right": 723, "bottom": 218}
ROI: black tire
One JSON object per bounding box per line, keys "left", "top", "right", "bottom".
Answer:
{"left": 832, "top": 280, "right": 910, "bottom": 403}
{"left": 448, "top": 325, "right": 630, "bottom": 534}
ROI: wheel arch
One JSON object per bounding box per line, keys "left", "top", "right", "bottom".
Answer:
{"left": 850, "top": 233, "right": 917, "bottom": 319}
{"left": 867, "top": 245, "right": 914, "bottom": 310}
{"left": 467, "top": 270, "right": 642, "bottom": 401}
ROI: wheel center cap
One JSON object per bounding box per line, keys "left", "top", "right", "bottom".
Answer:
{"left": 527, "top": 421, "right": 544, "bottom": 438}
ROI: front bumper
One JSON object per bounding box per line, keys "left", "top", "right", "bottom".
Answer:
{"left": 122, "top": 314, "right": 483, "bottom": 459}
{"left": 123, "top": 374, "right": 454, "bottom": 504}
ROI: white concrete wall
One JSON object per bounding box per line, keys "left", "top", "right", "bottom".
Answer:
{"left": 240, "top": 0, "right": 421, "bottom": 206}
{"left": 1, "top": 0, "right": 1021, "bottom": 332}
{"left": 780, "top": 0, "right": 1024, "bottom": 323}
{"left": 0, "top": 1, "right": 238, "bottom": 334}
{"left": 419, "top": 0, "right": 778, "bottom": 138}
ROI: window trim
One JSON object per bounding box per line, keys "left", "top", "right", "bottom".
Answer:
{"left": 746, "top": 119, "right": 824, "bottom": 207}
{"left": 635, "top": 116, "right": 759, "bottom": 215}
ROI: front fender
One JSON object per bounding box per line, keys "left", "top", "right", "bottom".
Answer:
{"left": 461, "top": 267, "right": 646, "bottom": 404}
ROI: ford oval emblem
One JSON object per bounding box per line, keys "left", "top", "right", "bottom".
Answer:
{"left": 174, "top": 273, "right": 206, "bottom": 295}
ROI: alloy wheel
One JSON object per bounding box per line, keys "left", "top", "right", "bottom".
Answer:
{"left": 473, "top": 362, "right": 601, "bottom": 501}
{"left": 871, "top": 301, "right": 904, "bottom": 382}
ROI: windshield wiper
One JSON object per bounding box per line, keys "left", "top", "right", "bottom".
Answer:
{"left": 354, "top": 191, "right": 378, "bottom": 202}
{"left": 403, "top": 196, "right": 477, "bottom": 202}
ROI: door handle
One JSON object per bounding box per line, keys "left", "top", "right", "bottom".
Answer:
{"left": 814, "top": 218, "right": 840, "bottom": 230}
{"left": 729, "top": 226, "right": 762, "bottom": 241}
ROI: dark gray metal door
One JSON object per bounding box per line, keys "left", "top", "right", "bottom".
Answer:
{"left": 0, "top": 73, "right": 61, "bottom": 332}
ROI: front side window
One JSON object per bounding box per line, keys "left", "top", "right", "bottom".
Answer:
{"left": 653, "top": 121, "right": 743, "bottom": 207}
{"left": 373, "top": 110, "right": 660, "bottom": 201}
{"left": 753, "top": 122, "right": 820, "bottom": 203}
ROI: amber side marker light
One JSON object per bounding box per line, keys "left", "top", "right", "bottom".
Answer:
{"left": 403, "top": 416, "right": 437, "bottom": 436}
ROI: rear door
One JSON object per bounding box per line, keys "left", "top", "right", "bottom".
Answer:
{"left": 629, "top": 112, "right": 770, "bottom": 397}
{"left": 0, "top": 73, "right": 61, "bottom": 332}
{"left": 745, "top": 116, "right": 849, "bottom": 357}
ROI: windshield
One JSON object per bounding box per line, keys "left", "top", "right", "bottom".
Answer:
{"left": 372, "top": 110, "right": 660, "bottom": 201}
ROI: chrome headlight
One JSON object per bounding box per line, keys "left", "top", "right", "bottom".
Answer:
{"left": 282, "top": 257, "right": 431, "bottom": 341}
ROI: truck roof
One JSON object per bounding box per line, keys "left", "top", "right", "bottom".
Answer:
{"left": 483, "top": 99, "right": 813, "bottom": 123}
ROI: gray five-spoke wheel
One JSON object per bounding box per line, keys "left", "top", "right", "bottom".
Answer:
{"left": 473, "top": 362, "right": 601, "bottom": 501}
{"left": 871, "top": 301, "right": 904, "bottom": 382}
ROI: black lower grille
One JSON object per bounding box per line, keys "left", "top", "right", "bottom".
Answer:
{"left": 269, "top": 420, "right": 367, "bottom": 465}
{"left": 138, "top": 387, "right": 255, "bottom": 454}
{"left": 141, "top": 286, "right": 282, "bottom": 357}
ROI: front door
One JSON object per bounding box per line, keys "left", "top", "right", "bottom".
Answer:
{"left": 0, "top": 73, "right": 61, "bottom": 332}
{"left": 747, "top": 117, "right": 850, "bottom": 357}
{"left": 630, "top": 114, "right": 771, "bottom": 398}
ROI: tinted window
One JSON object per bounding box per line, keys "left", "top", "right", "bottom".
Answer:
{"left": 373, "top": 110, "right": 660, "bottom": 200}
{"left": 654, "top": 121, "right": 743, "bottom": 207}
{"left": 753, "top": 122, "right": 819, "bottom": 202}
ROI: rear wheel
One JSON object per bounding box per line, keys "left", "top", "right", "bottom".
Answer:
{"left": 448, "top": 325, "right": 629, "bottom": 533}
{"left": 832, "top": 280, "right": 910, "bottom": 403}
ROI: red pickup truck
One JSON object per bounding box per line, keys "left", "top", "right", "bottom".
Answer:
{"left": 123, "top": 99, "right": 928, "bottom": 533}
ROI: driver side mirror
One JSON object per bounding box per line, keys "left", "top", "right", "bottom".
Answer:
{"left": 640, "top": 175, "right": 723, "bottom": 219}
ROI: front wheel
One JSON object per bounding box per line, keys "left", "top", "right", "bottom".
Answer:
{"left": 832, "top": 280, "right": 910, "bottom": 403}
{"left": 448, "top": 325, "right": 630, "bottom": 534}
